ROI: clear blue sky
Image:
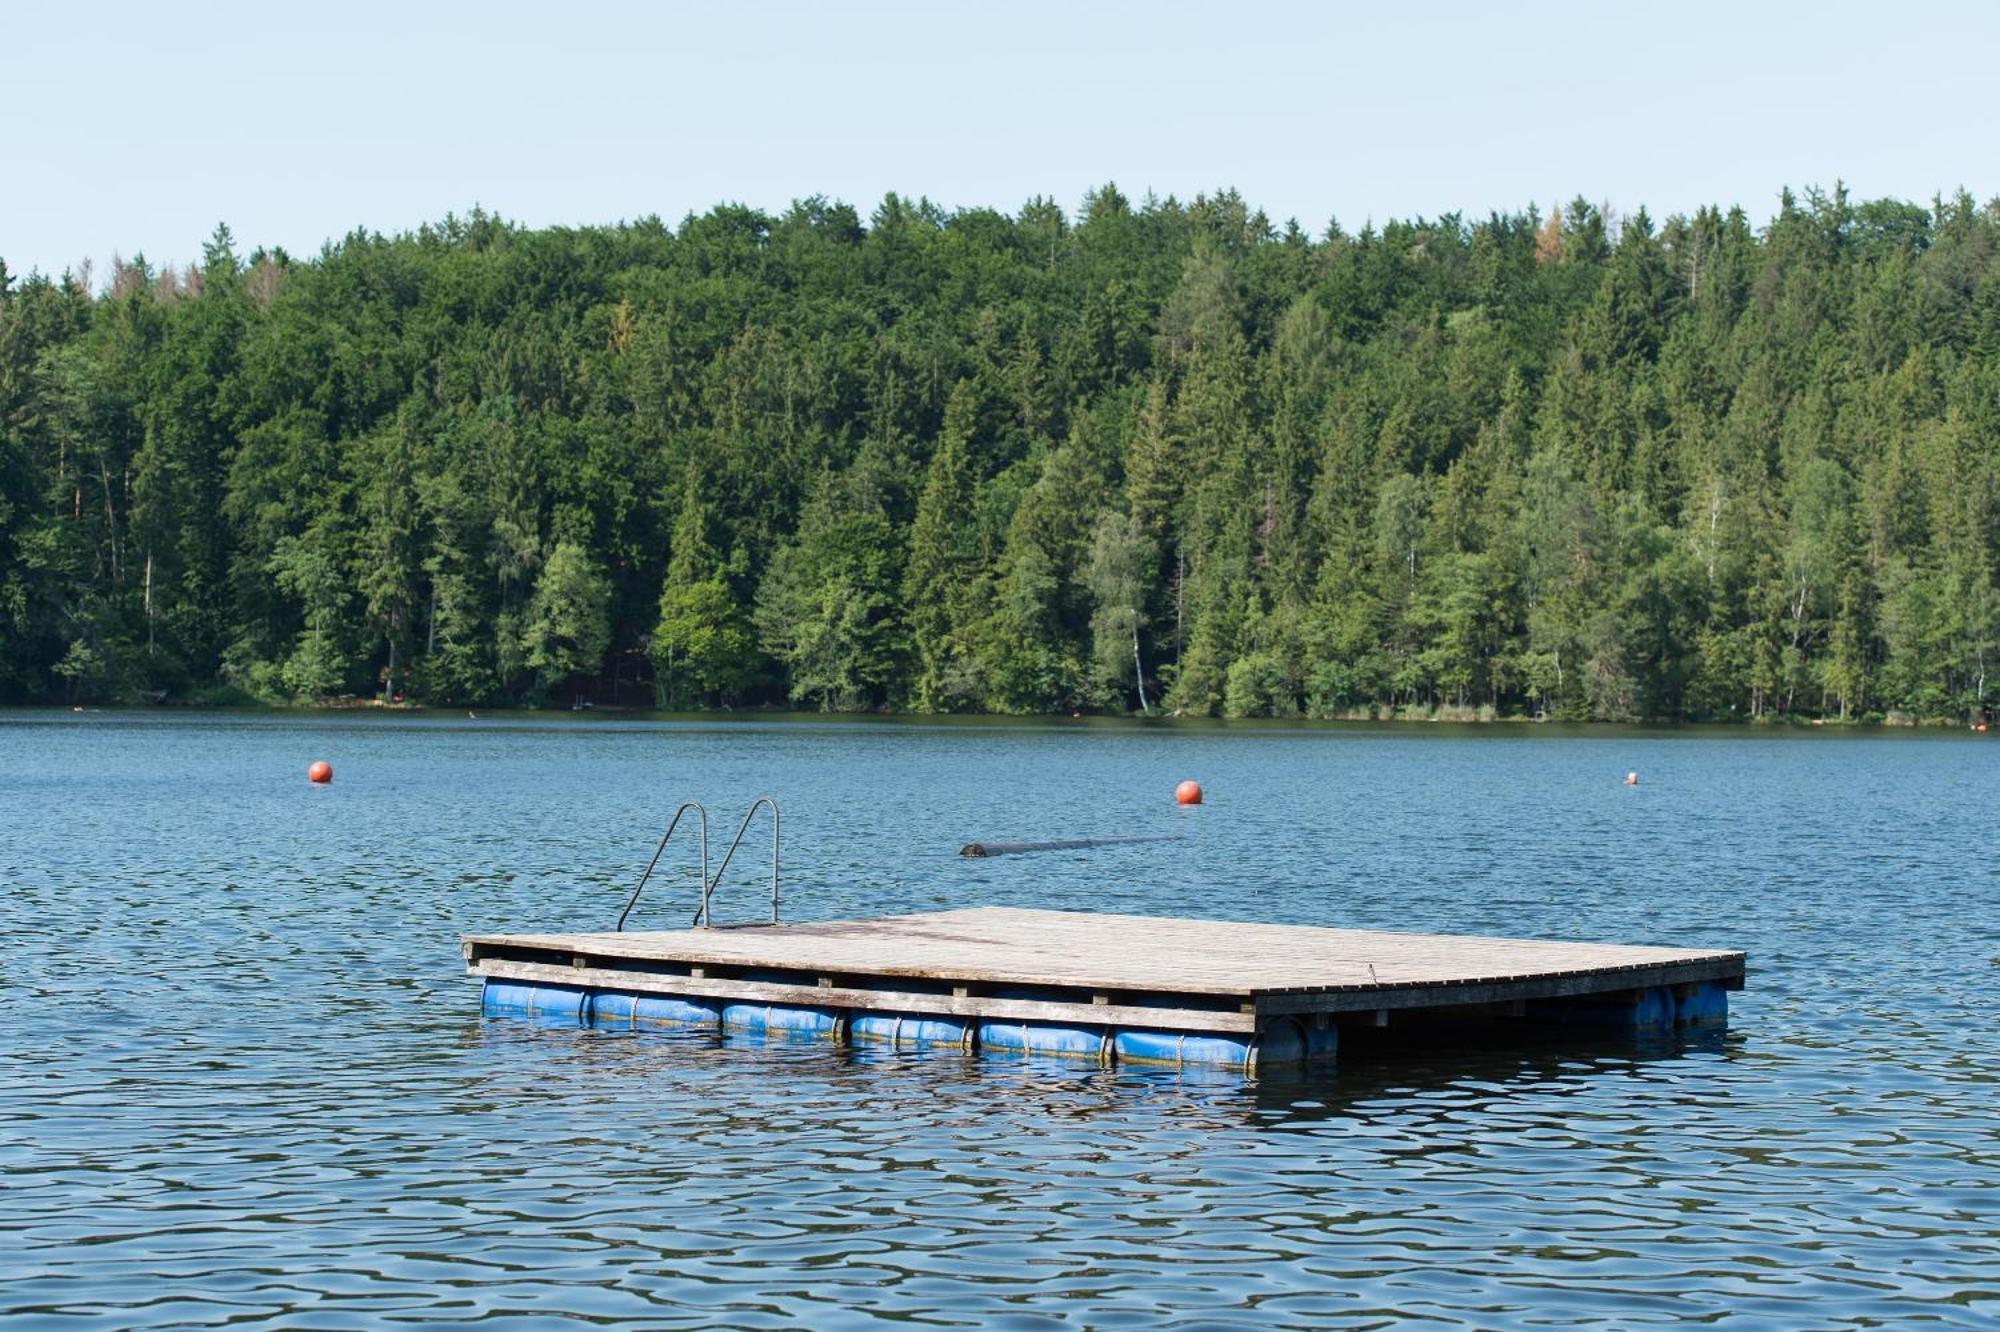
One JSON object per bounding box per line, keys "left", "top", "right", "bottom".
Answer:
{"left": 6, "top": 0, "right": 1994, "bottom": 282}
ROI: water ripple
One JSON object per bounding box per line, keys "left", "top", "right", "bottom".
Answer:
{"left": 2, "top": 713, "right": 1997, "bottom": 1326}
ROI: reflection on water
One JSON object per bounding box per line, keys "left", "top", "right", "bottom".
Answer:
{"left": 2, "top": 711, "right": 1997, "bottom": 1326}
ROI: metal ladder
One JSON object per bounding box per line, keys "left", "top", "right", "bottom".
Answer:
{"left": 614, "top": 797, "right": 781, "bottom": 932}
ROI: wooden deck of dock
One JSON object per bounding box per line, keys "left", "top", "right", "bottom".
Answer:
{"left": 464, "top": 907, "right": 1745, "bottom": 1069}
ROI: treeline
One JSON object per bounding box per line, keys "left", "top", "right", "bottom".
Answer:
{"left": 3, "top": 184, "right": 1999, "bottom": 721}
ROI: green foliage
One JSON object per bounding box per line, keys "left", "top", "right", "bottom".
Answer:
{"left": 754, "top": 480, "right": 902, "bottom": 711}
{"left": 3, "top": 185, "right": 1999, "bottom": 721}
{"left": 521, "top": 540, "right": 610, "bottom": 697}
{"left": 904, "top": 382, "right": 985, "bottom": 710}
{"left": 651, "top": 463, "right": 755, "bottom": 705}
{"left": 269, "top": 529, "right": 353, "bottom": 699}
{"left": 653, "top": 577, "right": 756, "bottom": 706}
{"left": 1084, "top": 508, "right": 1155, "bottom": 710}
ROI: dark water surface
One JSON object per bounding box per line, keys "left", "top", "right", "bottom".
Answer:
{"left": 3, "top": 711, "right": 1997, "bottom": 1328}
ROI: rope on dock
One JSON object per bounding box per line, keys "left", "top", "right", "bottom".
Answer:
{"left": 958, "top": 834, "right": 1185, "bottom": 858}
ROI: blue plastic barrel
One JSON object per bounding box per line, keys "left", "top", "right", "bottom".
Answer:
{"left": 1527, "top": 985, "right": 1677, "bottom": 1027}
{"left": 849, "top": 1013, "right": 973, "bottom": 1049}
{"left": 721, "top": 1002, "right": 842, "bottom": 1039}
{"left": 1113, "top": 1029, "right": 1255, "bottom": 1070}
{"left": 589, "top": 990, "right": 721, "bottom": 1028}
{"left": 1244, "top": 1018, "right": 1340, "bottom": 1068}
{"left": 1674, "top": 981, "right": 1729, "bottom": 1026}
{"left": 482, "top": 985, "right": 1345, "bottom": 1069}
{"left": 482, "top": 979, "right": 590, "bottom": 1024}
{"left": 977, "top": 1020, "right": 1108, "bottom": 1059}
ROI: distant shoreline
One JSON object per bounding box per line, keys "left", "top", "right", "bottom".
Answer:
{"left": 11, "top": 700, "right": 1987, "bottom": 731}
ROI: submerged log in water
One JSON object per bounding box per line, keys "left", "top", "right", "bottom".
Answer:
{"left": 958, "top": 834, "right": 1185, "bottom": 858}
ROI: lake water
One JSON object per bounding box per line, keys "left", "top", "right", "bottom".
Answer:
{"left": 2, "top": 711, "right": 1996, "bottom": 1327}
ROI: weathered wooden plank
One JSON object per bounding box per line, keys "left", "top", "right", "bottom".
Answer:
{"left": 1254, "top": 956, "right": 1748, "bottom": 1017}
{"left": 461, "top": 906, "right": 1746, "bottom": 1006}
{"left": 470, "top": 956, "right": 1258, "bottom": 1034}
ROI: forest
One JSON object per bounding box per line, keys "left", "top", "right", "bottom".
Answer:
{"left": 3, "top": 184, "right": 1998, "bottom": 722}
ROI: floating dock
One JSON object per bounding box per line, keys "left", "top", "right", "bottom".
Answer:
{"left": 465, "top": 907, "right": 1746, "bottom": 1073}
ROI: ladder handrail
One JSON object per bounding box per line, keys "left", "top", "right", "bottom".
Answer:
{"left": 615, "top": 800, "right": 708, "bottom": 931}
{"left": 695, "top": 796, "right": 781, "bottom": 928}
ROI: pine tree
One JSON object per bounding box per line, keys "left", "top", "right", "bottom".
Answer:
{"left": 903, "top": 383, "right": 982, "bottom": 709}
{"left": 522, "top": 540, "right": 610, "bottom": 700}
{"left": 652, "top": 461, "right": 755, "bottom": 705}
{"left": 1534, "top": 204, "right": 1563, "bottom": 266}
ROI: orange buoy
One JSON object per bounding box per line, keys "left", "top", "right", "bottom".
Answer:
{"left": 308, "top": 760, "right": 333, "bottom": 784}
{"left": 1175, "top": 780, "right": 1203, "bottom": 805}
